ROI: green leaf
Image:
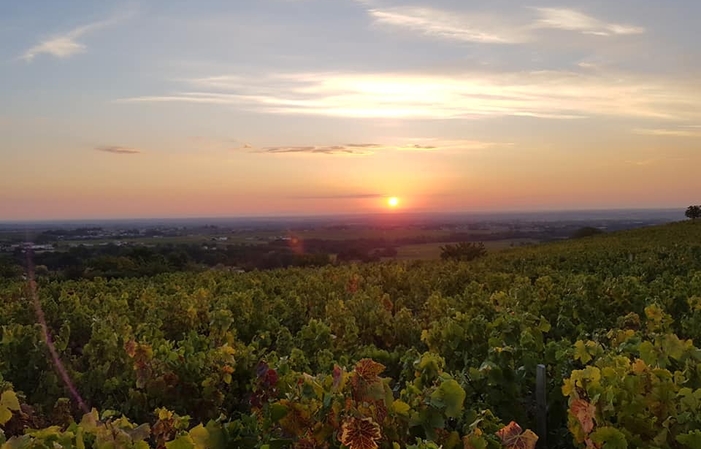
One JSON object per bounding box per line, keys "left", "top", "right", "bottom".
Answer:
{"left": 26, "top": 426, "right": 63, "bottom": 439}
{"left": 270, "top": 403, "right": 289, "bottom": 422}
{"left": 590, "top": 427, "right": 628, "bottom": 449}
{"left": 204, "top": 421, "right": 225, "bottom": 449}
{"left": 392, "top": 400, "right": 411, "bottom": 417}
{"left": 639, "top": 341, "right": 657, "bottom": 366}
{"left": 300, "top": 382, "right": 316, "bottom": 400}
{"left": 574, "top": 341, "right": 592, "bottom": 364}
{"left": 677, "top": 430, "right": 701, "bottom": 448}
{"left": 430, "top": 379, "right": 466, "bottom": 419}
{"left": 76, "top": 428, "right": 85, "bottom": 449}
{"left": 418, "top": 408, "right": 445, "bottom": 440}
{"left": 165, "top": 435, "right": 196, "bottom": 449}
{"left": 188, "top": 425, "right": 209, "bottom": 449}
{"left": 661, "top": 334, "right": 687, "bottom": 360}
{"left": 268, "top": 440, "right": 293, "bottom": 449}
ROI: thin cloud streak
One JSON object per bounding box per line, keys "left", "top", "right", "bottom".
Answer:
{"left": 292, "top": 193, "right": 385, "bottom": 199}
{"left": 534, "top": 8, "right": 644, "bottom": 36}
{"left": 359, "top": 3, "right": 642, "bottom": 43}
{"left": 366, "top": 6, "right": 529, "bottom": 44}
{"left": 95, "top": 145, "right": 141, "bottom": 154}
{"left": 116, "top": 70, "right": 701, "bottom": 121}
{"left": 21, "top": 11, "right": 131, "bottom": 61}
{"left": 260, "top": 145, "right": 375, "bottom": 155}
{"left": 255, "top": 139, "right": 504, "bottom": 155}
{"left": 633, "top": 128, "right": 701, "bottom": 137}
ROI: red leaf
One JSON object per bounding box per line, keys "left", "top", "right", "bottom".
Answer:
{"left": 497, "top": 422, "right": 523, "bottom": 444}
{"left": 340, "top": 417, "right": 382, "bottom": 449}
{"left": 570, "top": 399, "right": 596, "bottom": 435}
{"left": 354, "top": 359, "right": 385, "bottom": 383}
{"left": 333, "top": 365, "right": 343, "bottom": 390}
{"left": 496, "top": 422, "right": 539, "bottom": 449}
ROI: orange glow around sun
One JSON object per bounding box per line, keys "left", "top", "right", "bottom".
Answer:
{"left": 388, "top": 197, "right": 399, "bottom": 208}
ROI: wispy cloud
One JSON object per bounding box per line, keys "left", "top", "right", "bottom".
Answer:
{"left": 255, "top": 139, "right": 505, "bottom": 156}
{"left": 394, "top": 138, "right": 507, "bottom": 151}
{"left": 95, "top": 145, "right": 141, "bottom": 154}
{"left": 365, "top": 6, "right": 529, "bottom": 44}
{"left": 358, "top": 3, "right": 642, "bottom": 43}
{"left": 633, "top": 128, "right": 701, "bottom": 137}
{"left": 292, "top": 193, "right": 385, "bottom": 199}
{"left": 534, "top": 8, "right": 644, "bottom": 36}
{"left": 116, "top": 69, "right": 701, "bottom": 121}
{"left": 624, "top": 155, "right": 687, "bottom": 166}
{"left": 260, "top": 145, "right": 377, "bottom": 155}
{"left": 625, "top": 158, "right": 657, "bottom": 166}
{"left": 21, "top": 12, "right": 130, "bottom": 62}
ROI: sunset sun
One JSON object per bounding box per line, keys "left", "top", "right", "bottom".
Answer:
{"left": 388, "top": 197, "right": 399, "bottom": 208}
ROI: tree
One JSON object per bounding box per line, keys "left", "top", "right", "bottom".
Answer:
{"left": 0, "top": 256, "right": 23, "bottom": 279}
{"left": 686, "top": 205, "right": 701, "bottom": 221}
{"left": 571, "top": 227, "right": 605, "bottom": 239}
{"left": 440, "top": 241, "right": 487, "bottom": 261}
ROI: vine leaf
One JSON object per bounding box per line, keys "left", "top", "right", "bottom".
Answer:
{"left": 570, "top": 399, "right": 597, "bottom": 435}
{"left": 590, "top": 427, "right": 627, "bottom": 449}
{"left": 496, "top": 422, "right": 538, "bottom": 449}
{"left": 354, "top": 359, "right": 385, "bottom": 383}
{"left": 574, "top": 341, "right": 592, "bottom": 364}
{"left": 339, "top": 417, "right": 382, "bottom": 449}
{"left": 0, "top": 390, "right": 20, "bottom": 425}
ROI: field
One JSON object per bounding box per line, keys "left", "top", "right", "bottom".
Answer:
{"left": 40, "top": 228, "right": 505, "bottom": 246}
{"left": 1, "top": 221, "right": 701, "bottom": 448}
{"left": 394, "top": 239, "right": 538, "bottom": 260}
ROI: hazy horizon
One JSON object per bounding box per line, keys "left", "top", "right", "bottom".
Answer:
{"left": 0, "top": 207, "right": 686, "bottom": 228}
{"left": 2, "top": 0, "right": 701, "bottom": 220}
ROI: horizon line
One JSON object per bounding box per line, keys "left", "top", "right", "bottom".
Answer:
{"left": 0, "top": 206, "right": 689, "bottom": 225}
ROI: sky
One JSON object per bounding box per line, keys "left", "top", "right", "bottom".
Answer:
{"left": 1, "top": 0, "right": 700, "bottom": 220}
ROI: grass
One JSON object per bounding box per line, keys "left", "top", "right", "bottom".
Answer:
{"left": 394, "top": 239, "right": 539, "bottom": 260}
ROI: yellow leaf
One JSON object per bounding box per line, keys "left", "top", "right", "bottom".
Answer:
{"left": 420, "top": 330, "right": 429, "bottom": 343}
{"left": 562, "top": 379, "right": 575, "bottom": 397}
{"left": 632, "top": 359, "right": 647, "bottom": 375}
{"left": 220, "top": 345, "right": 235, "bottom": 355}
{"left": 157, "top": 408, "right": 174, "bottom": 420}
{"left": 79, "top": 409, "right": 99, "bottom": 433}
{"left": 574, "top": 341, "right": 592, "bottom": 364}
{"left": 189, "top": 424, "right": 209, "bottom": 449}
{"left": 0, "top": 408, "right": 11, "bottom": 426}
{"left": 0, "top": 391, "right": 20, "bottom": 425}
{"left": 392, "top": 400, "right": 410, "bottom": 416}
{"left": 0, "top": 391, "right": 20, "bottom": 411}
{"left": 582, "top": 366, "right": 601, "bottom": 384}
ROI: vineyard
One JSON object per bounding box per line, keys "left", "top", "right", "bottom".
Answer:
{"left": 1, "top": 221, "right": 701, "bottom": 448}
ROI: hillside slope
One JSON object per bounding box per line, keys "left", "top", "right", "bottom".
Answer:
{"left": 1, "top": 221, "right": 700, "bottom": 448}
